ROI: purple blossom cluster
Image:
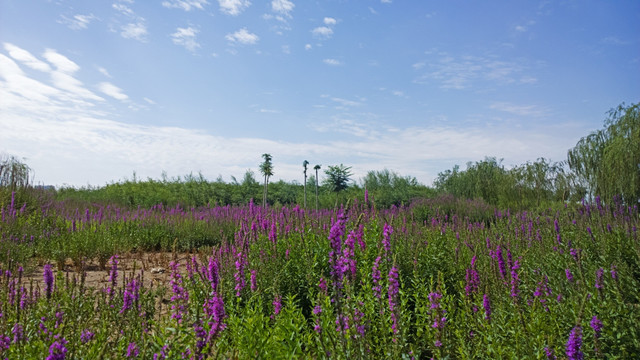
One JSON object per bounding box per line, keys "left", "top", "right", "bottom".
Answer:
{"left": 169, "top": 261, "right": 189, "bottom": 324}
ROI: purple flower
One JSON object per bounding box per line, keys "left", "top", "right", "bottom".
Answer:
{"left": 234, "top": 251, "right": 246, "bottom": 297}
{"left": 193, "top": 321, "right": 207, "bottom": 360}
{"left": 207, "top": 257, "right": 219, "bottom": 292}
{"left": 126, "top": 342, "right": 139, "bottom": 358}
{"left": 204, "top": 293, "right": 226, "bottom": 342}
{"left": 328, "top": 212, "right": 346, "bottom": 287}
{"left": 273, "top": 295, "right": 282, "bottom": 317}
{"left": 496, "top": 246, "right": 507, "bottom": 279}
{"left": 46, "top": 335, "right": 68, "bottom": 360}
{"left": 570, "top": 248, "right": 579, "bottom": 261}
{"left": 312, "top": 305, "right": 323, "bottom": 334}
{"left": 250, "top": 270, "right": 257, "bottom": 292}
{"left": 318, "top": 277, "right": 327, "bottom": 295}
{"left": 107, "top": 255, "right": 119, "bottom": 301}
{"left": 387, "top": 266, "right": 400, "bottom": 312}
{"left": 465, "top": 256, "right": 480, "bottom": 297}
{"left": 434, "top": 340, "right": 442, "bottom": 347}
{"left": 388, "top": 266, "right": 400, "bottom": 334}
{"left": 565, "top": 269, "right": 574, "bottom": 283}
{"left": 483, "top": 294, "right": 492, "bottom": 322}
{"left": 371, "top": 256, "right": 382, "bottom": 299}
{"left": 565, "top": 326, "right": 583, "bottom": 360}
{"left": 43, "top": 264, "right": 54, "bottom": 300}
{"left": 12, "top": 323, "right": 26, "bottom": 343}
{"left": 428, "top": 292, "right": 442, "bottom": 309}
{"left": 313, "top": 305, "right": 322, "bottom": 316}
{"left": 382, "top": 223, "right": 393, "bottom": 258}
{"left": 80, "top": 329, "right": 94, "bottom": 344}
{"left": 0, "top": 334, "right": 10, "bottom": 352}
{"left": 510, "top": 260, "right": 521, "bottom": 299}
{"left": 170, "top": 261, "right": 189, "bottom": 323}
{"left": 121, "top": 278, "right": 140, "bottom": 314}
{"left": 610, "top": 265, "right": 617, "bottom": 280}
{"left": 595, "top": 268, "right": 604, "bottom": 290}
{"left": 545, "top": 346, "right": 556, "bottom": 359}
{"left": 590, "top": 316, "right": 603, "bottom": 338}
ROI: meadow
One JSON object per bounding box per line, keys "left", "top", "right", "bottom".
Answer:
{"left": 0, "top": 189, "right": 638, "bottom": 359}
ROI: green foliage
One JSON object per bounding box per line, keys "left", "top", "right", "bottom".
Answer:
{"left": 259, "top": 153, "right": 274, "bottom": 208}
{"left": 0, "top": 154, "right": 31, "bottom": 190}
{"left": 568, "top": 102, "right": 640, "bottom": 204}
{"left": 323, "top": 164, "right": 353, "bottom": 207}
{"left": 362, "top": 169, "right": 435, "bottom": 208}
{"left": 435, "top": 157, "right": 581, "bottom": 210}
{"left": 1, "top": 189, "right": 640, "bottom": 358}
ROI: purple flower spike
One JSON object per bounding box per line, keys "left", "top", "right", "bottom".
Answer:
{"left": 565, "top": 269, "right": 574, "bottom": 283}
{"left": 43, "top": 264, "right": 54, "bottom": 300}
{"left": 126, "top": 342, "right": 139, "bottom": 358}
{"left": 46, "top": 335, "right": 68, "bottom": 360}
{"left": 595, "top": 268, "right": 604, "bottom": 290}
{"left": 565, "top": 326, "right": 583, "bottom": 360}
{"left": 273, "top": 295, "right": 282, "bottom": 317}
{"left": 80, "top": 329, "right": 95, "bottom": 344}
{"left": 483, "top": 294, "right": 492, "bottom": 322}
{"left": 590, "top": 316, "right": 603, "bottom": 338}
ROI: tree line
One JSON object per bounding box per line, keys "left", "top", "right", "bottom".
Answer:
{"left": 2, "top": 102, "right": 638, "bottom": 210}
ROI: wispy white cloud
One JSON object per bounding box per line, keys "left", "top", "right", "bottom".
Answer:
{"left": 324, "top": 17, "right": 336, "bottom": 25}
{"left": 162, "top": 0, "right": 209, "bottom": 11}
{"left": 171, "top": 27, "right": 201, "bottom": 52}
{"left": 489, "top": 102, "right": 548, "bottom": 117}
{"left": 143, "top": 97, "right": 156, "bottom": 105}
{"left": 414, "top": 52, "right": 533, "bottom": 90}
{"left": 121, "top": 22, "right": 148, "bottom": 42}
{"left": 271, "top": 0, "right": 294, "bottom": 17}
{"left": 226, "top": 28, "right": 259, "bottom": 45}
{"left": 323, "top": 58, "right": 342, "bottom": 66}
{"left": 113, "top": 3, "right": 135, "bottom": 17}
{"left": 600, "top": 36, "right": 631, "bottom": 46}
{"left": 59, "top": 14, "right": 96, "bottom": 30}
{"left": 43, "top": 49, "right": 80, "bottom": 74}
{"left": 4, "top": 43, "right": 51, "bottom": 72}
{"left": 97, "top": 66, "right": 112, "bottom": 78}
{"left": 381, "top": 0, "right": 392, "bottom": 3}
{"left": 218, "top": 0, "right": 250, "bottom": 16}
{"left": 331, "top": 97, "right": 361, "bottom": 107}
{"left": 97, "top": 82, "right": 129, "bottom": 101}
{"left": 312, "top": 26, "right": 333, "bottom": 38}
{"left": 304, "top": 44, "right": 312, "bottom": 50}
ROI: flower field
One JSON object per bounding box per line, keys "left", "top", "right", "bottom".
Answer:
{"left": 1, "top": 192, "right": 639, "bottom": 359}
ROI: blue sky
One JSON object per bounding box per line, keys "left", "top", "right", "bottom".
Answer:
{"left": 1, "top": 0, "right": 638, "bottom": 187}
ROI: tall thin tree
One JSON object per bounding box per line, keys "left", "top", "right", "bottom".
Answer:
{"left": 259, "top": 154, "right": 274, "bottom": 208}
{"left": 303, "top": 160, "right": 309, "bottom": 208}
{"left": 314, "top": 164, "right": 321, "bottom": 211}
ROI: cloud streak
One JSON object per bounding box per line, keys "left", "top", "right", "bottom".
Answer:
{"left": 162, "top": 0, "right": 209, "bottom": 11}
{"left": 414, "top": 52, "right": 536, "bottom": 90}
{"left": 218, "top": 0, "right": 251, "bottom": 16}
{"left": 226, "top": 28, "right": 259, "bottom": 45}
{"left": 171, "top": 27, "right": 201, "bottom": 52}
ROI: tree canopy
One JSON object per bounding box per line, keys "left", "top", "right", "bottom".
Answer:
{"left": 568, "top": 102, "right": 639, "bottom": 203}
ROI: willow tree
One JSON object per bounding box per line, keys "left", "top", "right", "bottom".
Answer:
{"left": 303, "top": 160, "right": 309, "bottom": 208}
{"left": 259, "top": 154, "right": 274, "bottom": 208}
{"left": 568, "top": 103, "right": 639, "bottom": 204}
{"left": 0, "top": 154, "right": 30, "bottom": 190}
